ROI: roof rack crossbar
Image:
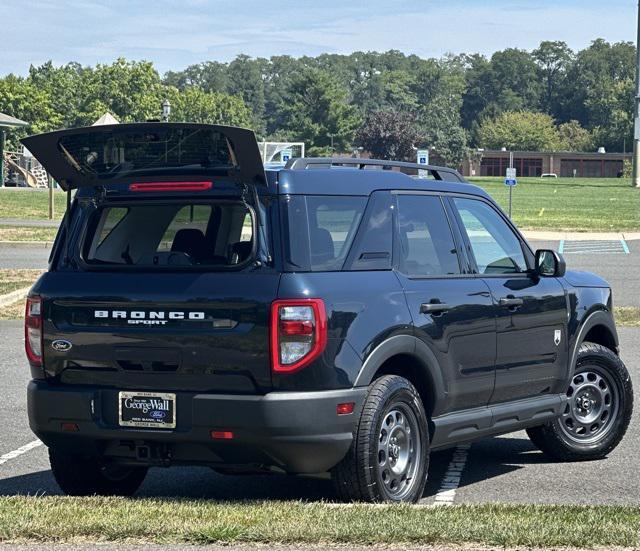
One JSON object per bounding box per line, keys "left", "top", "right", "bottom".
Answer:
{"left": 283, "top": 157, "right": 465, "bottom": 182}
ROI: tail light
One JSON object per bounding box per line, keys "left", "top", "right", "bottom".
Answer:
{"left": 271, "top": 299, "right": 327, "bottom": 373}
{"left": 25, "top": 296, "right": 43, "bottom": 366}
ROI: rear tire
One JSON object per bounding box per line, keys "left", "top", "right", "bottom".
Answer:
{"left": 49, "top": 448, "right": 148, "bottom": 496}
{"left": 527, "top": 342, "right": 633, "bottom": 461}
{"left": 331, "top": 375, "right": 429, "bottom": 503}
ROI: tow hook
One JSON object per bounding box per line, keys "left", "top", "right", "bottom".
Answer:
{"left": 135, "top": 443, "right": 172, "bottom": 466}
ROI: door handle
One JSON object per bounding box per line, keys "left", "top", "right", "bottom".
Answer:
{"left": 499, "top": 296, "right": 524, "bottom": 308}
{"left": 420, "top": 302, "right": 450, "bottom": 315}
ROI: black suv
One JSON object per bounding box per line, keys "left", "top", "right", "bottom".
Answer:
{"left": 24, "top": 123, "right": 633, "bottom": 502}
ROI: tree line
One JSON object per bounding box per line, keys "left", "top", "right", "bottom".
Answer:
{"left": 0, "top": 39, "right": 634, "bottom": 166}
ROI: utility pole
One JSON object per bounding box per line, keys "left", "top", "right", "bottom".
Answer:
{"left": 632, "top": 0, "right": 640, "bottom": 187}
{"left": 509, "top": 150, "right": 514, "bottom": 218}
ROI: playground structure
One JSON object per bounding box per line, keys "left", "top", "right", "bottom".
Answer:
{"left": 3, "top": 150, "right": 49, "bottom": 188}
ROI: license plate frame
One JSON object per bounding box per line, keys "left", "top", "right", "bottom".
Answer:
{"left": 118, "top": 391, "right": 176, "bottom": 429}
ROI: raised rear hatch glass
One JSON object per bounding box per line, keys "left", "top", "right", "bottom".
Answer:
{"left": 21, "top": 123, "right": 266, "bottom": 189}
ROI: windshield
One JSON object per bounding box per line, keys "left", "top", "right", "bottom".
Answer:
{"left": 58, "top": 127, "right": 236, "bottom": 181}
{"left": 82, "top": 201, "right": 253, "bottom": 269}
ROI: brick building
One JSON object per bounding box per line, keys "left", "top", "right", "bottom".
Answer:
{"left": 461, "top": 150, "right": 631, "bottom": 178}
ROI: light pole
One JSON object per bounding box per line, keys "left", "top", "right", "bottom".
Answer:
{"left": 162, "top": 99, "right": 171, "bottom": 122}
{"left": 632, "top": 0, "right": 640, "bottom": 187}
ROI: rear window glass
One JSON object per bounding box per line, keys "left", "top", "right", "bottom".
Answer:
{"left": 58, "top": 128, "right": 235, "bottom": 181}
{"left": 83, "top": 202, "right": 253, "bottom": 269}
{"left": 283, "top": 195, "right": 367, "bottom": 271}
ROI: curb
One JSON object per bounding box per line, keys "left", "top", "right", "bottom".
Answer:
{"left": 0, "top": 241, "right": 53, "bottom": 248}
{"left": 0, "top": 286, "right": 31, "bottom": 308}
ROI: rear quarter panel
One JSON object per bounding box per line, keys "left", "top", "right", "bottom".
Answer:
{"left": 274, "top": 271, "right": 412, "bottom": 391}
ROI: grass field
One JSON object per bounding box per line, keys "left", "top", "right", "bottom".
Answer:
{"left": 0, "top": 269, "right": 43, "bottom": 296}
{"left": 2, "top": 179, "right": 640, "bottom": 232}
{"left": 0, "top": 226, "right": 58, "bottom": 242}
{"left": 0, "top": 188, "right": 66, "bottom": 220}
{"left": 469, "top": 177, "right": 640, "bottom": 231}
{"left": 0, "top": 497, "right": 638, "bottom": 548}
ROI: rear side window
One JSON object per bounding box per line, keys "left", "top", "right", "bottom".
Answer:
{"left": 282, "top": 195, "right": 367, "bottom": 271}
{"left": 396, "top": 195, "right": 460, "bottom": 277}
{"left": 83, "top": 201, "right": 253, "bottom": 269}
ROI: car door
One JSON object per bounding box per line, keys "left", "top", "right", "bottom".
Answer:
{"left": 394, "top": 192, "right": 497, "bottom": 415}
{"left": 449, "top": 196, "right": 569, "bottom": 404}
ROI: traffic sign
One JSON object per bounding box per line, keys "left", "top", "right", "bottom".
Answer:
{"left": 417, "top": 149, "right": 429, "bottom": 165}
{"left": 281, "top": 148, "right": 292, "bottom": 162}
{"left": 505, "top": 167, "right": 517, "bottom": 186}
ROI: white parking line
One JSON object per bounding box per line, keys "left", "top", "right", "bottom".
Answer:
{"left": 0, "top": 440, "right": 42, "bottom": 466}
{"left": 433, "top": 443, "right": 471, "bottom": 506}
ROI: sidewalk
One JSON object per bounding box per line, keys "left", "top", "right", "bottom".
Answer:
{"left": 0, "top": 218, "right": 60, "bottom": 227}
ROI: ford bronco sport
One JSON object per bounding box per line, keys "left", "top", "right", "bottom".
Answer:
{"left": 23, "top": 123, "right": 633, "bottom": 502}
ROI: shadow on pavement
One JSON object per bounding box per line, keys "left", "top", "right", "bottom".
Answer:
{"left": 0, "top": 437, "right": 554, "bottom": 501}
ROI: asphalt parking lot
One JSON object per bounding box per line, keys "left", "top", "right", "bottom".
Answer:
{"left": 0, "top": 319, "right": 638, "bottom": 505}
{"left": 2, "top": 237, "right": 637, "bottom": 305}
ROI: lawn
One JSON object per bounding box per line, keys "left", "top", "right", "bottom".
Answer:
{"left": 0, "top": 497, "right": 638, "bottom": 548}
{"left": 0, "top": 188, "right": 66, "bottom": 220}
{"left": 0, "top": 269, "right": 43, "bottom": 296}
{"left": 468, "top": 177, "right": 640, "bottom": 232}
{"left": 0, "top": 226, "right": 58, "bottom": 242}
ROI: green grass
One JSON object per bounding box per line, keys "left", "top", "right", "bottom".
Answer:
{"left": 468, "top": 177, "right": 640, "bottom": 231}
{"left": 2, "top": 178, "right": 639, "bottom": 232}
{"left": 0, "top": 498, "right": 638, "bottom": 548}
{"left": 0, "top": 188, "right": 66, "bottom": 220}
{"left": 0, "top": 225, "right": 58, "bottom": 242}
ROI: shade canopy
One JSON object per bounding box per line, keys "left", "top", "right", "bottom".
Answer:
{"left": 92, "top": 113, "right": 120, "bottom": 126}
{"left": 0, "top": 112, "right": 29, "bottom": 129}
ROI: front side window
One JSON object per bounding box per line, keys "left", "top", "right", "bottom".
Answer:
{"left": 453, "top": 198, "right": 526, "bottom": 274}
{"left": 83, "top": 201, "right": 253, "bottom": 268}
{"left": 396, "top": 195, "right": 460, "bottom": 277}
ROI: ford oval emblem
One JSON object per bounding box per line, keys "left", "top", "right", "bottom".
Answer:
{"left": 150, "top": 410, "right": 166, "bottom": 420}
{"left": 51, "top": 339, "right": 72, "bottom": 352}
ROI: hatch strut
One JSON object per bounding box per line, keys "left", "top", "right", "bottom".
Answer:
{"left": 63, "top": 180, "right": 72, "bottom": 266}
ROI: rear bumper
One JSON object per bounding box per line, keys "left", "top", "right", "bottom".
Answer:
{"left": 27, "top": 380, "right": 366, "bottom": 474}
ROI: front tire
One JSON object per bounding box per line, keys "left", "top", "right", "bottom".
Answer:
{"left": 331, "top": 375, "right": 429, "bottom": 502}
{"left": 49, "top": 448, "right": 148, "bottom": 496}
{"left": 527, "top": 342, "right": 633, "bottom": 461}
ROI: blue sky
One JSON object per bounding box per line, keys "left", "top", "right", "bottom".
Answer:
{"left": 1, "top": 0, "right": 637, "bottom": 76}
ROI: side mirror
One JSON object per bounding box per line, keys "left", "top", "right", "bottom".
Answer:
{"left": 535, "top": 249, "right": 566, "bottom": 277}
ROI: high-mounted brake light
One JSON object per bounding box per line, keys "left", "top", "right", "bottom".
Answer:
{"left": 270, "top": 299, "right": 327, "bottom": 374}
{"left": 129, "top": 181, "right": 213, "bottom": 192}
{"left": 25, "top": 296, "right": 43, "bottom": 366}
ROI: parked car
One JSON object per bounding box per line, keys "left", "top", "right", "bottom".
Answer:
{"left": 23, "top": 123, "right": 633, "bottom": 502}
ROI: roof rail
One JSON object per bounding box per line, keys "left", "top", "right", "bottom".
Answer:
{"left": 284, "top": 157, "right": 465, "bottom": 182}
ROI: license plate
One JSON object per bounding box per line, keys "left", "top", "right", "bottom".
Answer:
{"left": 118, "top": 391, "right": 176, "bottom": 429}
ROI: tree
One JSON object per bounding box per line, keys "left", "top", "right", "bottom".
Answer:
{"left": 490, "top": 48, "right": 542, "bottom": 112}
{"left": 277, "top": 68, "right": 361, "bottom": 155}
{"left": 0, "top": 75, "right": 61, "bottom": 148}
{"left": 357, "top": 110, "right": 421, "bottom": 160}
{"left": 165, "top": 87, "right": 251, "bottom": 126}
{"left": 476, "top": 111, "right": 561, "bottom": 151}
{"left": 227, "top": 55, "right": 267, "bottom": 134}
{"left": 560, "top": 39, "right": 635, "bottom": 151}
{"left": 74, "top": 58, "right": 165, "bottom": 124}
{"left": 533, "top": 41, "right": 573, "bottom": 115}
{"left": 557, "top": 120, "right": 594, "bottom": 152}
